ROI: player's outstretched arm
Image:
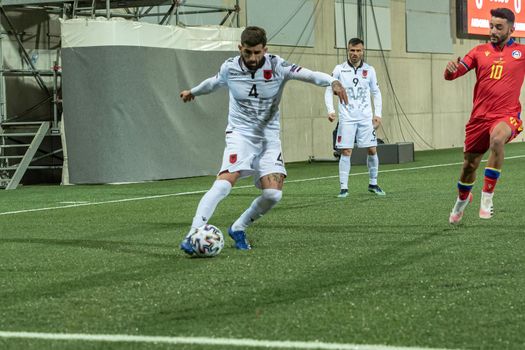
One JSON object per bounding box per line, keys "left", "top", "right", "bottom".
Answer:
{"left": 444, "top": 57, "right": 467, "bottom": 80}
{"left": 282, "top": 61, "right": 347, "bottom": 105}
{"left": 180, "top": 90, "right": 195, "bottom": 102}
{"left": 331, "top": 81, "right": 348, "bottom": 105}
{"left": 445, "top": 57, "right": 460, "bottom": 73}
{"left": 183, "top": 62, "right": 228, "bottom": 101}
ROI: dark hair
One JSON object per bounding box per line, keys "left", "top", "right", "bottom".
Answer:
{"left": 491, "top": 8, "right": 515, "bottom": 25}
{"left": 241, "top": 26, "right": 267, "bottom": 47}
{"left": 348, "top": 37, "right": 364, "bottom": 46}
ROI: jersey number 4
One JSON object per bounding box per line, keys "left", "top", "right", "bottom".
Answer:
{"left": 249, "top": 84, "right": 259, "bottom": 98}
{"left": 490, "top": 64, "right": 503, "bottom": 80}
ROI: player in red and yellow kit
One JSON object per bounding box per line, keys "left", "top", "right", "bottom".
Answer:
{"left": 445, "top": 8, "right": 524, "bottom": 224}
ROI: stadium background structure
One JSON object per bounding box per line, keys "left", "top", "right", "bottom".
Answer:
{"left": 0, "top": 0, "right": 524, "bottom": 186}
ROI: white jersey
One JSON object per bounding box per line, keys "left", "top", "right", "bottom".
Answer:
{"left": 191, "top": 54, "right": 336, "bottom": 139}
{"left": 325, "top": 61, "right": 382, "bottom": 123}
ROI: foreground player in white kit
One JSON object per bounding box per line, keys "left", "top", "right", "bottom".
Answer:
{"left": 325, "top": 37, "right": 385, "bottom": 198}
{"left": 179, "top": 26, "right": 348, "bottom": 253}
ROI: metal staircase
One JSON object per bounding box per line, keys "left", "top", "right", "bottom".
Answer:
{"left": 0, "top": 121, "right": 58, "bottom": 189}
{"left": 0, "top": 1, "right": 240, "bottom": 188}
{"left": 0, "top": 4, "right": 63, "bottom": 189}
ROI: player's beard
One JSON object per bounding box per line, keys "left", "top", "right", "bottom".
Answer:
{"left": 490, "top": 31, "right": 510, "bottom": 46}
{"left": 243, "top": 58, "right": 260, "bottom": 70}
{"left": 349, "top": 56, "right": 361, "bottom": 66}
{"left": 244, "top": 60, "right": 255, "bottom": 69}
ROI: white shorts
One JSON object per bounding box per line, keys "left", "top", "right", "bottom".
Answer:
{"left": 219, "top": 132, "right": 286, "bottom": 188}
{"left": 335, "top": 120, "right": 377, "bottom": 149}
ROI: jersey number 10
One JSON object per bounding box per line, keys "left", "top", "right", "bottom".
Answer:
{"left": 490, "top": 64, "right": 503, "bottom": 80}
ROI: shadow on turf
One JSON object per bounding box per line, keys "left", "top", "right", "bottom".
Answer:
{"left": 0, "top": 237, "right": 172, "bottom": 259}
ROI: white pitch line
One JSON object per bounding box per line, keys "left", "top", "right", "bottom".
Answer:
{"left": 0, "top": 186, "right": 253, "bottom": 216}
{"left": 59, "top": 201, "right": 90, "bottom": 204}
{"left": 1, "top": 154, "right": 524, "bottom": 217}
{"left": 0, "top": 331, "right": 459, "bottom": 350}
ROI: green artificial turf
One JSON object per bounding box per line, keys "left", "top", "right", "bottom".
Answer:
{"left": 1, "top": 143, "right": 524, "bottom": 350}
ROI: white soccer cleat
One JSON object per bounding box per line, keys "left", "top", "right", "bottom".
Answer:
{"left": 479, "top": 192, "right": 494, "bottom": 219}
{"left": 449, "top": 211, "right": 464, "bottom": 224}
{"left": 449, "top": 193, "right": 473, "bottom": 224}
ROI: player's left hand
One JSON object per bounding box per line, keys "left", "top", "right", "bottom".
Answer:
{"left": 180, "top": 90, "right": 195, "bottom": 102}
{"left": 372, "top": 116, "right": 381, "bottom": 130}
{"left": 331, "top": 81, "right": 348, "bottom": 105}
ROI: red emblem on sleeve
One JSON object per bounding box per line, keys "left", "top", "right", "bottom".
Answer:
{"left": 263, "top": 70, "right": 272, "bottom": 80}
{"left": 229, "top": 154, "right": 237, "bottom": 164}
{"left": 337, "top": 136, "right": 342, "bottom": 143}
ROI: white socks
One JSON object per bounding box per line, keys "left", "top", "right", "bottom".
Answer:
{"left": 367, "top": 154, "right": 379, "bottom": 186}
{"left": 339, "top": 155, "right": 351, "bottom": 190}
{"left": 190, "top": 179, "right": 232, "bottom": 231}
{"left": 189, "top": 181, "right": 283, "bottom": 235}
{"left": 452, "top": 195, "right": 470, "bottom": 214}
{"left": 480, "top": 191, "right": 494, "bottom": 213}
{"left": 339, "top": 154, "right": 379, "bottom": 188}
{"left": 231, "top": 189, "right": 282, "bottom": 231}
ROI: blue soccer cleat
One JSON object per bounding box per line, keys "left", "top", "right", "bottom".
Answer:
{"left": 368, "top": 184, "right": 386, "bottom": 196}
{"left": 179, "top": 236, "right": 194, "bottom": 255}
{"left": 228, "top": 227, "right": 251, "bottom": 250}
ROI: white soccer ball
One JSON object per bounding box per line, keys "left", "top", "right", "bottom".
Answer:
{"left": 189, "top": 224, "right": 225, "bottom": 257}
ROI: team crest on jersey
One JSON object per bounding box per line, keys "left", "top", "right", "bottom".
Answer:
{"left": 263, "top": 69, "right": 273, "bottom": 80}
{"left": 362, "top": 70, "right": 368, "bottom": 78}
{"left": 229, "top": 154, "right": 237, "bottom": 164}
{"left": 337, "top": 136, "right": 342, "bottom": 143}
{"left": 512, "top": 50, "right": 522, "bottom": 59}
{"left": 485, "top": 51, "right": 490, "bottom": 57}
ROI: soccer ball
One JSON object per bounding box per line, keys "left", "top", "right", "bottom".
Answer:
{"left": 189, "top": 224, "right": 225, "bottom": 257}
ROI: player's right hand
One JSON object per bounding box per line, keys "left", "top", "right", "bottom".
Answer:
{"left": 328, "top": 112, "right": 336, "bottom": 123}
{"left": 331, "top": 80, "right": 348, "bottom": 105}
{"left": 180, "top": 90, "right": 195, "bottom": 102}
{"left": 446, "top": 57, "right": 461, "bottom": 74}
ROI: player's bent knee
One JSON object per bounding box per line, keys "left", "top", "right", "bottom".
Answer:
{"left": 262, "top": 188, "right": 282, "bottom": 204}
{"left": 463, "top": 161, "right": 477, "bottom": 173}
{"left": 490, "top": 135, "right": 506, "bottom": 149}
{"left": 218, "top": 171, "right": 240, "bottom": 186}
{"left": 213, "top": 179, "right": 233, "bottom": 197}
{"left": 341, "top": 149, "right": 352, "bottom": 156}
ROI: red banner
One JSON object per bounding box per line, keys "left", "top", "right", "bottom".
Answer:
{"left": 467, "top": 0, "right": 525, "bottom": 37}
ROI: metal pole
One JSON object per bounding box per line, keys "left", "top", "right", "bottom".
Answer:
{"left": 52, "top": 50, "right": 60, "bottom": 130}
{"left": 72, "top": 0, "right": 78, "bottom": 18}
{"left": 357, "top": 0, "right": 363, "bottom": 39}
{"left": 167, "top": 1, "right": 178, "bottom": 25}
{"left": 236, "top": 0, "right": 240, "bottom": 27}
{"left": 0, "top": 30, "right": 7, "bottom": 123}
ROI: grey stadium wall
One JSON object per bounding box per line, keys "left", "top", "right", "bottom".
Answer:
{"left": 60, "top": 19, "right": 242, "bottom": 184}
